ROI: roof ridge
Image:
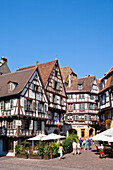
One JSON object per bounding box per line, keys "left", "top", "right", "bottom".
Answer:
{"left": 77, "top": 76, "right": 95, "bottom": 80}
{"left": 16, "top": 65, "right": 36, "bottom": 72}
{"left": 38, "top": 60, "right": 57, "bottom": 66}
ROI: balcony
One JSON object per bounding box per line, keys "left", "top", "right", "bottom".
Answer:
{"left": 0, "top": 129, "right": 42, "bottom": 137}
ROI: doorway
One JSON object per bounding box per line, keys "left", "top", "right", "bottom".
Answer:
{"left": 81, "top": 129, "right": 85, "bottom": 139}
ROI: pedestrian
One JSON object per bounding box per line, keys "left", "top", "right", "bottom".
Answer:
{"left": 59, "top": 143, "right": 64, "bottom": 159}
{"left": 79, "top": 138, "right": 82, "bottom": 148}
{"left": 72, "top": 139, "right": 77, "bottom": 155}
{"left": 88, "top": 138, "right": 91, "bottom": 150}
{"left": 83, "top": 138, "right": 87, "bottom": 150}
{"left": 98, "top": 144, "right": 105, "bottom": 158}
{"left": 77, "top": 142, "right": 81, "bottom": 154}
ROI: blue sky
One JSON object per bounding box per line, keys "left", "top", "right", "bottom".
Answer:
{"left": 0, "top": 0, "right": 113, "bottom": 79}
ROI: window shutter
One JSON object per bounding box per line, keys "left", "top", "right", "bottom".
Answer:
{"left": 10, "top": 99, "right": 13, "bottom": 109}
{"left": 24, "top": 99, "right": 27, "bottom": 110}
{"left": 52, "top": 80, "right": 55, "bottom": 89}
{"left": 33, "top": 101, "right": 36, "bottom": 111}
{"left": 13, "top": 120, "right": 16, "bottom": 129}
{"left": 0, "top": 101, "right": 4, "bottom": 110}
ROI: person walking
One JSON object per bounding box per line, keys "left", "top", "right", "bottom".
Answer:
{"left": 77, "top": 142, "right": 81, "bottom": 154}
{"left": 72, "top": 140, "right": 77, "bottom": 155}
{"left": 83, "top": 138, "right": 87, "bottom": 150}
{"left": 59, "top": 143, "right": 64, "bottom": 159}
{"left": 79, "top": 138, "right": 82, "bottom": 148}
{"left": 88, "top": 139, "right": 91, "bottom": 150}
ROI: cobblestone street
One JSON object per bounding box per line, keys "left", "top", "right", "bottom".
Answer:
{"left": 0, "top": 145, "right": 113, "bottom": 170}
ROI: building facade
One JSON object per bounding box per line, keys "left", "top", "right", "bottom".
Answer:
{"left": 61, "top": 67, "right": 99, "bottom": 139}
{"left": 98, "top": 67, "right": 113, "bottom": 130}
{"left": 0, "top": 60, "right": 67, "bottom": 155}
{"left": 38, "top": 60, "right": 67, "bottom": 134}
{"left": 0, "top": 65, "right": 48, "bottom": 156}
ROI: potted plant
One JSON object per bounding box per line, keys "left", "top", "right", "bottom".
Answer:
{"left": 43, "top": 145, "right": 50, "bottom": 159}
{"left": 15, "top": 141, "right": 30, "bottom": 159}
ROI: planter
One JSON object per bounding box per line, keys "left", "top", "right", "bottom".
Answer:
{"left": 29, "top": 154, "right": 43, "bottom": 159}
{"left": 16, "top": 153, "right": 28, "bottom": 159}
{"left": 44, "top": 154, "right": 49, "bottom": 160}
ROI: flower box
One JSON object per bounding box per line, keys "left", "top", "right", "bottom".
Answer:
{"left": 16, "top": 153, "right": 28, "bottom": 159}
{"left": 29, "top": 154, "right": 43, "bottom": 159}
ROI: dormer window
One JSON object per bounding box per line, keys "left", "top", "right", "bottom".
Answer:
{"left": 8, "top": 81, "right": 18, "bottom": 92}
{"left": 78, "top": 84, "right": 82, "bottom": 90}
{"left": 92, "top": 84, "right": 97, "bottom": 90}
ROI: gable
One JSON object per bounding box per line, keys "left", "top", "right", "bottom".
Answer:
{"left": 45, "top": 61, "right": 66, "bottom": 97}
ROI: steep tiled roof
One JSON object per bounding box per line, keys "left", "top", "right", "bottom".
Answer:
{"left": 60, "top": 66, "right": 77, "bottom": 83}
{"left": 38, "top": 60, "right": 57, "bottom": 86}
{"left": 16, "top": 60, "right": 57, "bottom": 87}
{"left": 0, "top": 67, "right": 36, "bottom": 98}
{"left": 66, "top": 76, "right": 95, "bottom": 93}
{"left": 99, "top": 67, "right": 113, "bottom": 93}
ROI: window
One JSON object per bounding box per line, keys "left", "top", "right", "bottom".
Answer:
{"left": 71, "top": 104, "right": 73, "bottom": 110}
{"left": 67, "top": 104, "right": 69, "bottom": 110}
{"left": 13, "top": 120, "right": 16, "bottom": 129}
{"left": 65, "top": 115, "right": 67, "bottom": 121}
{"left": 24, "top": 99, "right": 32, "bottom": 111}
{"left": 88, "top": 103, "right": 91, "bottom": 109}
{"left": 79, "top": 103, "right": 85, "bottom": 110}
{"left": 0, "top": 101, "right": 4, "bottom": 110}
{"left": 39, "top": 87, "right": 42, "bottom": 93}
{"left": 90, "top": 95, "right": 94, "bottom": 100}
{"left": 89, "top": 115, "right": 92, "bottom": 121}
{"left": 44, "top": 104, "right": 48, "bottom": 113}
{"left": 95, "top": 115, "right": 97, "bottom": 120}
{"left": 85, "top": 115, "right": 87, "bottom": 121}
{"left": 10, "top": 83, "right": 13, "bottom": 91}
{"left": 78, "top": 84, "right": 82, "bottom": 90}
{"left": 8, "top": 121, "right": 13, "bottom": 129}
{"left": 57, "top": 82, "right": 60, "bottom": 90}
{"left": 73, "top": 103, "right": 76, "bottom": 110}
{"left": 33, "top": 101, "right": 36, "bottom": 111}
{"left": 5, "top": 100, "right": 10, "bottom": 110}
{"left": 60, "top": 97, "right": 62, "bottom": 105}
{"left": 53, "top": 95, "right": 55, "bottom": 103}
{"left": 73, "top": 115, "right": 78, "bottom": 121}
{"left": 52, "top": 80, "right": 55, "bottom": 89}
{"left": 27, "top": 100, "right": 32, "bottom": 111}
{"left": 38, "top": 103, "right": 43, "bottom": 112}
{"left": 10, "top": 99, "right": 13, "bottom": 109}
{"left": 55, "top": 71, "right": 58, "bottom": 77}
{"left": 37, "top": 120, "right": 41, "bottom": 130}
{"left": 54, "top": 81, "right": 57, "bottom": 89}
{"left": 79, "top": 94, "right": 84, "bottom": 99}
{"left": 94, "top": 104, "right": 96, "bottom": 110}
{"left": 24, "top": 120, "right": 29, "bottom": 129}
{"left": 67, "top": 94, "right": 73, "bottom": 99}
{"left": 102, "top": 93, "right": 106, "bottom": 104}
{"left": 92, "top": 84, "right": 97, "bottom": 90}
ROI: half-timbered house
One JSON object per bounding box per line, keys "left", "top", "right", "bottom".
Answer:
{"left": 38, "top": 60, "right": 67, "bottom": 134}
{"left": 61, "top": 70, "right": 99, "bottom": 138}
{"left": 98, "top": 67, "right": 113, "bottom": 130}
{"left": 0, "top": 65, "right": 48, "bottom": 156}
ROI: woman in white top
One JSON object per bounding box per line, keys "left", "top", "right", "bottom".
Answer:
{"left": 77, "top": 142, "right": 80, "bottom": 154}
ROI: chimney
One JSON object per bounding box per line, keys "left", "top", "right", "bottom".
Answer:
{"left": 85, "top": 75, "right": 87, "bottom": 77}
{"left": 1, "top": 56, "right": 7, "bottom": 64}
{"left": 69, "top": 74, "right": 71, "bottom": 87}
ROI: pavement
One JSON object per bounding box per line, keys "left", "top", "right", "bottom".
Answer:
{"left": 0, "top": 145, "right": 113, "bottom": 170}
